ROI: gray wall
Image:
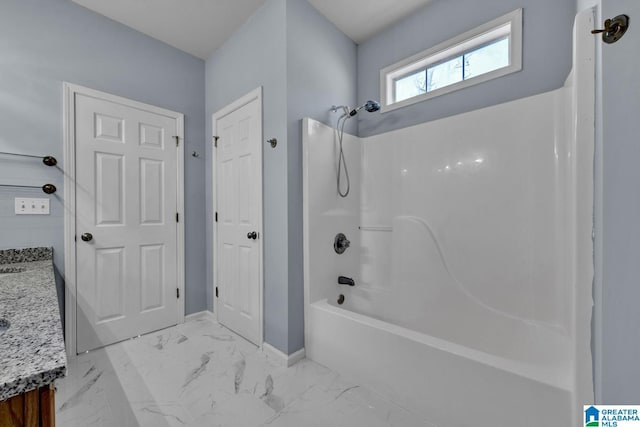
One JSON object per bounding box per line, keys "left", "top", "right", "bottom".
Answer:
{"left": 205, "top": 0, "right": 356, "bottom": 354}
{"left": 0, "top": 0, "right": 207, "bottom": 317}
{"left": 600, "top": 0, "right": 640, "bottom": 404}
{"left": 205, "top": 0, "right": 290, "bottom": 352}
{"left": 356, "top": 0, "right": 576, "bottom": 137}
{"left": 574, "top": 0, "right": 640, "bottom": 404}
{"left": 286, "top": 0, "right": 357, "bottom": 352}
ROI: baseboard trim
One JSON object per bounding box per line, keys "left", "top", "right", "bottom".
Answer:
{"left": 185, "top": 310, "right": 214, "bottom": 322}
{"left": 262, "top": 343, "right": 305, "bottom": 367}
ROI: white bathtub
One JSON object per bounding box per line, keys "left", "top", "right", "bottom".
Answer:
{"left": 303, "top": 9, "right": 594, "bottom": 427}
{"left": 308, "top": 299, "right": 572, "bottom": 426}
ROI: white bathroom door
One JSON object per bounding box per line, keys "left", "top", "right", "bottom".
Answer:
{"left": 74, "top": 90, "right": 183, "bottom": 353}
{"left": 214, "top": 88, "right": 263, "bottom": 346}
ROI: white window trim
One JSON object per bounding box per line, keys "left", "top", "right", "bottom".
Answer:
{"left": 380, "top": 8, "right": 523, "bottom": 113}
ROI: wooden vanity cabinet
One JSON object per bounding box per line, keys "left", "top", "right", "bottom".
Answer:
{"left": 0, "top": 385, "right": 55, "bottom": 427}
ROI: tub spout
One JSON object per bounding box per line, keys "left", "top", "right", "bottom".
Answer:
{"left": 338, "top": 276, "right": 355, "bottom": 286}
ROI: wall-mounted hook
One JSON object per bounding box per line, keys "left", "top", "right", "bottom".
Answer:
{"left": 592, "top": 14, "right": 629, "bottom": 44}
{"left": 267, "top": 138, "right": 277, "bottom": 148}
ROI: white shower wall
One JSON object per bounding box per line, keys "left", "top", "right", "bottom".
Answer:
{"left": 304, "top": 83, "right": 587, "bottom": 350}
{"left": 359, "top": 90, "right": 570, "bottom": 333}
{"left": 304, "top": 84, "right": 582, "bottom": 366}
{"left": 302, "top": 119, "right": 361, "bottom": 306}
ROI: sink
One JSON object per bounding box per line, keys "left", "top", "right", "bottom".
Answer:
{"left": 0, "top": 266, "right": 26, "bottom": 274}
{"left": 0, "top": 319, "right": 9, "bottom": 335}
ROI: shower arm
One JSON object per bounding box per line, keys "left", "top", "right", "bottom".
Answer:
{"left": 330, "top": 105, "right": 350, "bottom": 117}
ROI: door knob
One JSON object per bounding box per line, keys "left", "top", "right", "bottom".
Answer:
{"left": 247, "top": 231, "right": 257, "bottom": 240}
{"left": 81, "top": 232, "right": 93, "bottom": 242}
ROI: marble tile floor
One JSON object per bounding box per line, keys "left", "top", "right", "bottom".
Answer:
{"left": 56, "top": 316, "right": 431, "bottom": 427}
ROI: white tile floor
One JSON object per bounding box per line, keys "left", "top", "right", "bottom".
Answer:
{"left": 56, "top": 316, "right": 430, "bottom": 426}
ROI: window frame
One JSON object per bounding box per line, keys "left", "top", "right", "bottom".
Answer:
{"left": 380, "top": 9, "right": 523, "bottom": 113}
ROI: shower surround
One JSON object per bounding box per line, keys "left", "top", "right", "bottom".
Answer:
{"left": 303, "top": 9, "right": 594, "bottom": 427}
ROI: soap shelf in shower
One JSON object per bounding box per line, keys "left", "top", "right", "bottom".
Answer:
{"left": 359, "top": 226, "right": 393, "bottom": 232}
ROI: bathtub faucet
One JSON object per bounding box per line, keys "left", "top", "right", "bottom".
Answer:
{"left": 338, "top": 276, "right": 355, "bottom": 286}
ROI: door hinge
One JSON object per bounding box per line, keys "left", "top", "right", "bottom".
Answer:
{"left": 176, "top": 212, "right": 179, "bottom": 223}
{"left": 177, "top": 288, "right": 180, "bottom": 299}
{"left": 174, "top": 136, "right": 180, "bottom": 147}
{"left": 215, "top": 212, "right": 218, "bottom": 222}
{"left": 215, "top": 287, "right": 219, "bottom": 298}
{"left": 213, "top": 136, "right": 219, "bottom": 148}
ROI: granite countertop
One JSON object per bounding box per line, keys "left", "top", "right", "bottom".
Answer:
{"left": 0, "top": 248, "right": 67, "bottom": 401}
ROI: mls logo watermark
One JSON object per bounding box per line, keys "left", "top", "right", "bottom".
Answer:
{"left": 586, "top": 406, "right": 600, "bottom": 426}
{"left": 584, "top": 406, "right": 640, "bottom": 426}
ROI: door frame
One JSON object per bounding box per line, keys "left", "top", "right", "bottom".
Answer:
{"left": 63, "top": 83, "right": 185, "bottom": 356}
{"left": 211, "top": 87, "right": 264, "bottom": 346}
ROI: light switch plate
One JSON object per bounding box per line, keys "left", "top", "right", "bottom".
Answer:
{"left": 15, "top": 198, "right": 50, "bottom": 215}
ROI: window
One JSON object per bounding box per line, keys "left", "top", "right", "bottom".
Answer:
{"left": 381, "top": 9, "right": 522, "bottom": 112}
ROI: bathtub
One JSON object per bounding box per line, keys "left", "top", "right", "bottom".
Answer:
{"left": 303, "top": 9, "right": 594, "bottom": 427}
{"left": 307, "top": 299, "right": 572, "bottom": 426}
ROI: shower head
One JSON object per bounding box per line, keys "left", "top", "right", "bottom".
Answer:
{"left": 331, "top": 100, "right": 380, "bottom": 199}
{"left": 349, "top": 100, "right": 381, "bottom": 117}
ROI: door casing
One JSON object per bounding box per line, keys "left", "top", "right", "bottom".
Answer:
{"left": 211, "top": 87, "right": 264, "bottom": 346}
{"left": 63, "top": 82, "right": 185, "bottom": 356}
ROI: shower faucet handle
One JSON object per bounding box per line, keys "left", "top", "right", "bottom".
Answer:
{"left": 334, "top": 233, "right": 350, "bottom": 254}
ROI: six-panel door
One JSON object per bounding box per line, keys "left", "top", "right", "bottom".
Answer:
{"left": 215, "top": 97, "right": 262, "bottom": 346}
{"left": 75, "top": 93, "right": 179, "bottom": 353}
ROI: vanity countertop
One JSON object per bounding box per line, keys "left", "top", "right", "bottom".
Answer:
{"left": 0, "top": 247, "right": 67, "bottom": 401}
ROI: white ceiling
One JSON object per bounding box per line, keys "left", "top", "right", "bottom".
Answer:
{"left": 71, "top": 0, "right": 266, "bottom": 59}
{"left": 308, "top": 0, "right": 433, "bottom": 43}
{"left": 72, "top": 0, "right": 433, "bottom": 60}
